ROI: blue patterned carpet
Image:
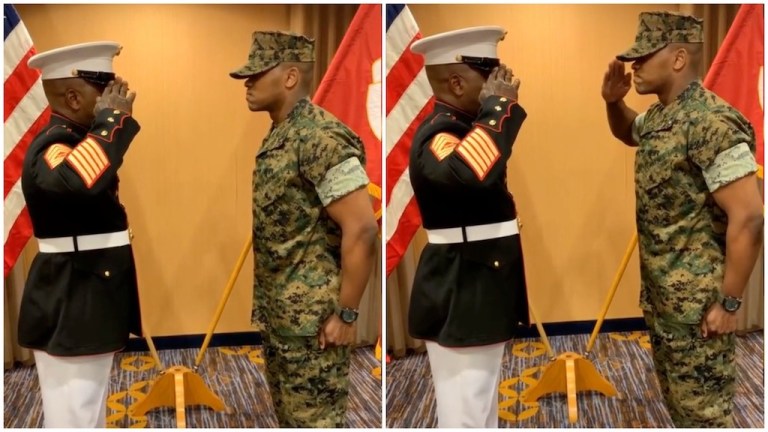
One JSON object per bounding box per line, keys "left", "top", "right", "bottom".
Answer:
{"left": 386, "top": 331, "right": 764, "bottom": 428}
{"left": 4, "top": 345, "right": 381, "bottom": 428}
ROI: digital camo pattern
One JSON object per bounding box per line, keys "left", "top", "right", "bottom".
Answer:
{"left": 252, "top": 97, "right": 367, "bottom": 336}
{"left": 634, "top": 80, "right": 756, "bottom": 324}
{"left": 262, "top": 332, "right": 351, "bottom": 428}
{"left": 316, "top": 156, "right": 369, "bottom": 206}
{"left": 645, "top": 313, "right": 736, "bottom": 427}
{"left": 617, "top": 11, "right": 704, "bottom": 61}
{"left": 230, "top": 30, "right": 315, "bottom": 78}
{"left": 702, "top": 142, "right": 758, "bottom": 192}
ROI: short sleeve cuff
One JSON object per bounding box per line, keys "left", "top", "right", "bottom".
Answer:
{"left": 702, "top": 142, "right": 758, "bottom": 192}
{"left": 631, "top": 112, "right": 646, "bottom": 145}
{"left": 316, "top": 156, "right": 369, "bottom": 206}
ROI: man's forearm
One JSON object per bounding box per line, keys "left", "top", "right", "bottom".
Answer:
{"left": 338, "top": 224, "right": 378, "bottom": 310}
{"left": 722, "top": 212, "right": 764, "bottom": 298}
{"left": 606, "top": 100, "right": 638, "bottom": 146}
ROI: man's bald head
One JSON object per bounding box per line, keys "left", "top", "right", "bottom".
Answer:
{"left": 42, "top": 78, "right": 103, "bottom": 126}
{"left": 425, "top": 63, "right": 487, "bottom": 113}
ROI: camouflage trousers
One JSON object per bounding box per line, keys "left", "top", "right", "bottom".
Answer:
{"left": 262, "top": 332, "right": 351, "bottom": 428}
{"left": 644, "top": 312, "right": 736, "bottom": 428}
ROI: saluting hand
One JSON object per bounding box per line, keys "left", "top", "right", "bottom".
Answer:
{"left": 479, "top": 64, "right": 521, "bottom": 104}
{"left": 318, "top": 314, "right": 356, "bottom": 350}
{"left": 93, "top": 76, "right": 137, "bottom": 116}
{"left": 601, "top": 60, "right": 631, "bottom": 103}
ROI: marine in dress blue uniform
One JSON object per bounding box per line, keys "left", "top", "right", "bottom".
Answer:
{"left": 18, "top": 42, "right": 142, "bottom": 428}
{"left": 407, "top": 26, "right": 529, "bottom": 428}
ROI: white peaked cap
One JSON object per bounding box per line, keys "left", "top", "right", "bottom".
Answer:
{"left": 411, "top": 26, "right": 506, "bottom": 66}
{"left": 28, "top": 41, "right": 121, "bottom": 80}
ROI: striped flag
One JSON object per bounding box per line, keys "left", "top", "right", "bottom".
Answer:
{"left": 4, "top": 4, "right": 50, "bottom": 276}
{"left": 385, "top": 5, "right": 433, "bottom": 276}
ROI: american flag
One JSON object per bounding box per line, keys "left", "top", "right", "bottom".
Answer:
{"left": 384, "top": 5, "right": 433, "bottom": 276}
{"left": 4, "top": 4, "right": 50, "bottom": 276}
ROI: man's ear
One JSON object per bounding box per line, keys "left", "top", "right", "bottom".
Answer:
{"left": 64, "top": 88, "right": 82, "bottom": 111}
{"left": 284, "top": 66, "right": 300, "bottom": 90}
{"left": 448, "top": 73, "right": 464, "bottom": 97}
{"left": 672, "top": 48, "right": 688, "bottom": 72}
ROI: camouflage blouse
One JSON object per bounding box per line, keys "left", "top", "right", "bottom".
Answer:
{"left": 252, "top": 98, "right": 369, "bottom": 335}
{"left": 632, "top": 80, "right": 757, "bottom": 324}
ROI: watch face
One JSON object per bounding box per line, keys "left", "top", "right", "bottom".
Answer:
{"left": 723, "top": 298, "right": 741, "bottom": 312}
{"left": 340, "top": 309, "right": 358, "bottom": 323}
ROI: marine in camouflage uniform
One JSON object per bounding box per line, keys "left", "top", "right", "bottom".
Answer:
{"left": 605, "top": 11, "right": 763, "bottom": 427}
{"left": 230, "top": 31, "right": 374, "bottom": 428}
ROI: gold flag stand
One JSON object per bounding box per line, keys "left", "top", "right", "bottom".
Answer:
{"left": 372, "top": 336, "right": 382, "bottom": 379}
{"left": 373, "top": 230, "right": 383, "bottom": 379}
{"left": 130, "top": 237, "right": 253, "bottom": 427}
{"left": 523, "top": 233, "right": 638, "bottom": 423}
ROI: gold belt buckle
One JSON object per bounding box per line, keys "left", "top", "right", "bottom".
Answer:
{"left": 128, "top": 228, "right": 134, "bottom": 242}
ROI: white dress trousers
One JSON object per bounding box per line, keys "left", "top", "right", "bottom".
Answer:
{"left": 425, "top": 340, "right": 507, "bottom": 428}
{"left": 33, "top": 350, "right": 114, "bottom": 428}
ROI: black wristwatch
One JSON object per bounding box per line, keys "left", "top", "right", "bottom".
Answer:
{"left": 337, "top": 307, "right": 359, "bottom": 324}
{"left": 721, "top": 296, "right": 742, "bottom": 313}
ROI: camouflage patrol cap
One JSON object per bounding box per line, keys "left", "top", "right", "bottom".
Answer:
{"left": 617, "top": 11, "right": 703, "bottom": 62}
{"left": 230, "top": 30, "right": 315, "bottom": 79}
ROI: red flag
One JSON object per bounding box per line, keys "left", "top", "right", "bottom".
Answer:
{"left": 313, "top": 4, "right": 382, "bottom": 219}
{"left": 703, "top": 4, "right": 764, "bottom": 178}
{"left": 4, "top": 5, "right": 51, "bottom": 276}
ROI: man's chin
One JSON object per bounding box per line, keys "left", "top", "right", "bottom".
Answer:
{"left": 634, "top": 84, "right": 651, "bottom": 95}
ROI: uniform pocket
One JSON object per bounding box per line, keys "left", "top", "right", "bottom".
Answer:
{"left": 461, "top": 235, "right": 521, "bottom": 270}
{"left": 254, "top": 144, "right": 291, "bottom": 208}
{"left": 268, "top": 269, "right": 338, "bottom": 336}
{"left": 637, "top": 164, "right": 673, "bottom": 191}
{"left": 71, "top": 246, "right": 132, "bottom": 279}
{"left": 636, "top": 119, "right": 676, "bottom": 192}
{"left": 447, "top": 235, "right": 529, "bottom": 342}
{"left": 61, "top": 246, "right": 135, "bottom": 349}
{"left": 639, "top": 119, "right": 674, "bottom": 140}
{"left": 253, "top": 181, "right": 285, "bottom": 207}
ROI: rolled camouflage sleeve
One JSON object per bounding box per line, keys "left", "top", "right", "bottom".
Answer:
{"left": 300, "top": 128, "right": 369, "bottom": 206}
{"left": 631, "top": 111, "right": 646, "bottom": 145}
{"left": 689, "top": 112, "right": 757, "bottom": 192}
{"left": 701, "top": 142, "right": 758, "bottom": 192}
{"left": 316, "top": 156, "right": 369, "bottom": 206}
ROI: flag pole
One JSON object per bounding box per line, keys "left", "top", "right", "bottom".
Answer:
{"left": 585, "top": 233, "right": 637, "bottom": 354}
{"left": 195, "top": 236, "right": 252, "bottom": 367}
